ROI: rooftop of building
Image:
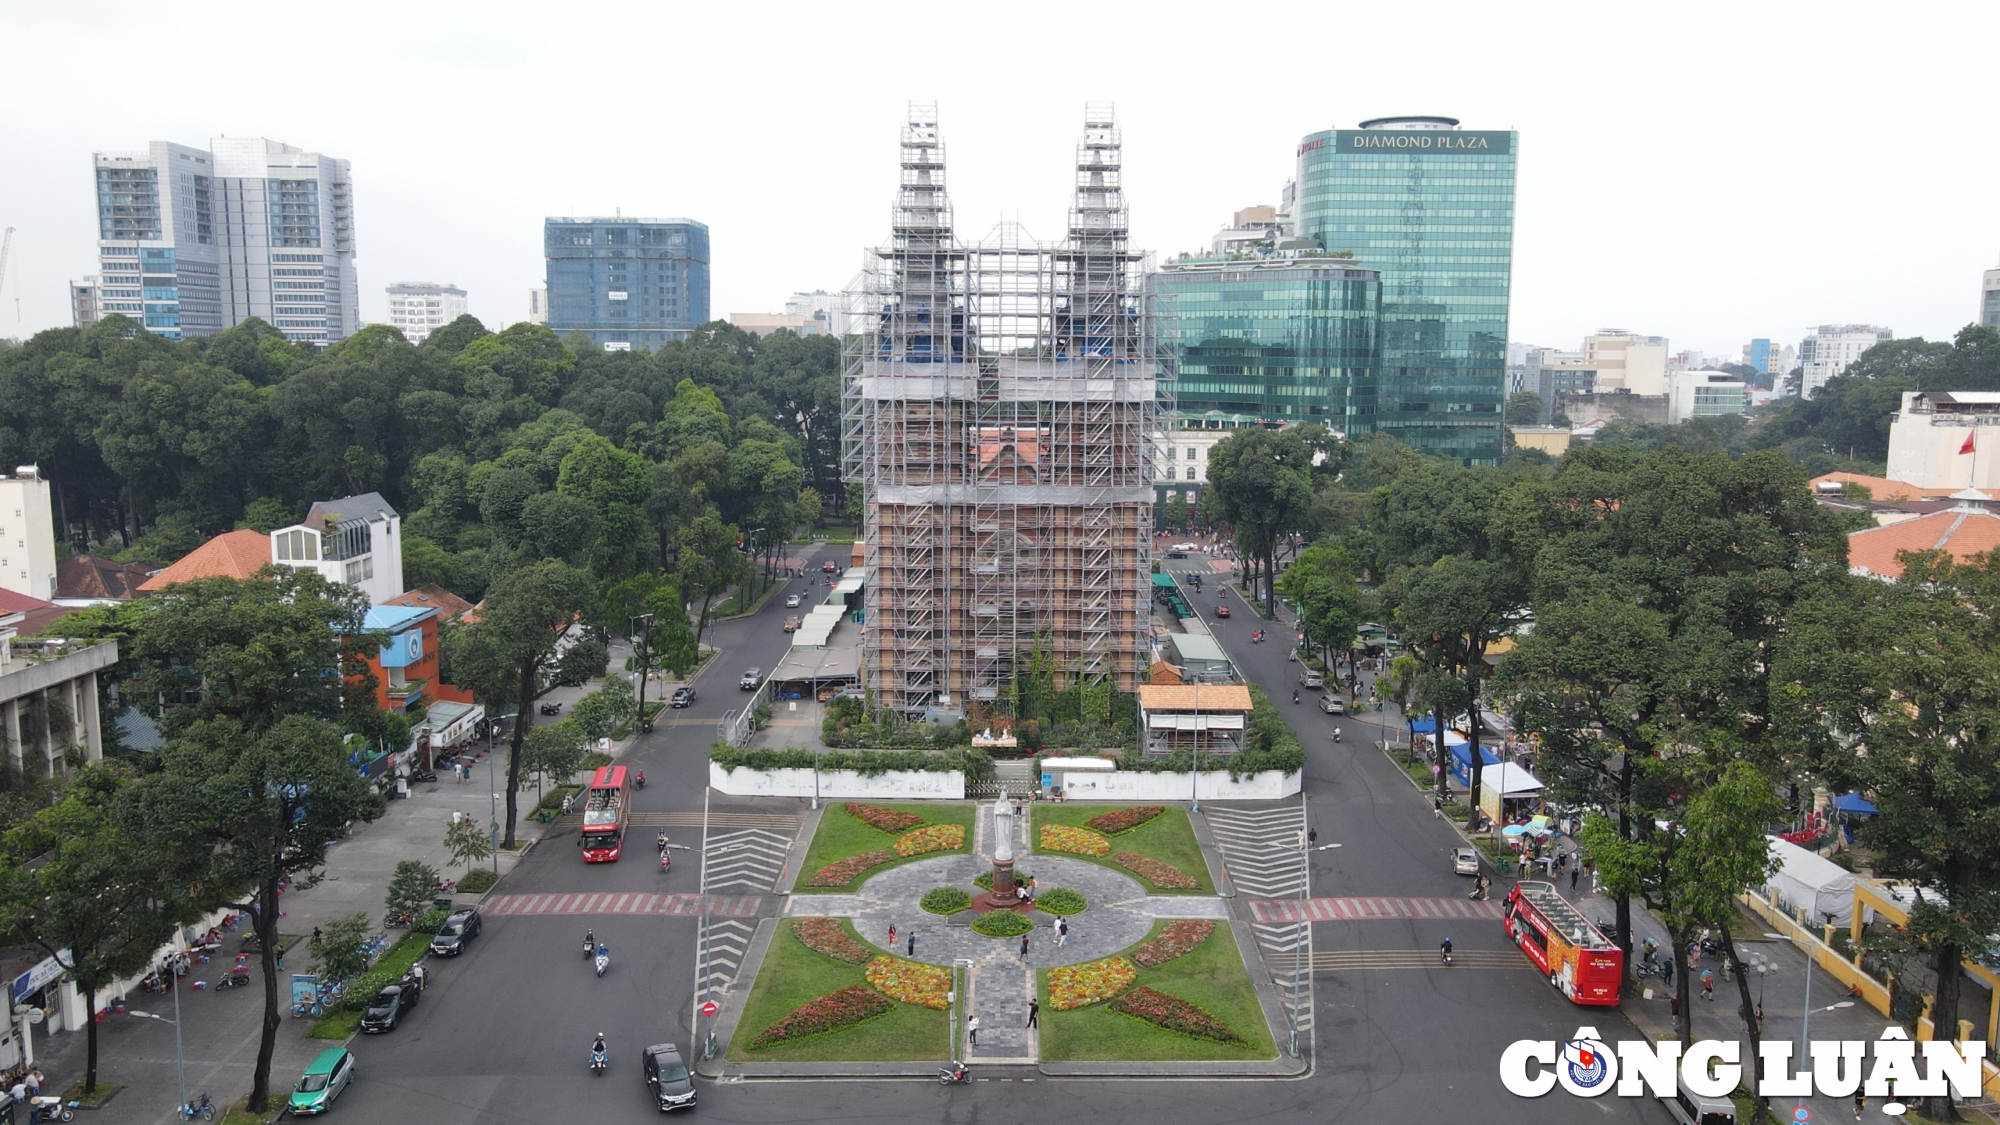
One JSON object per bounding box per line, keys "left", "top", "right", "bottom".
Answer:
{"left": 56, "top": 554, "right": 158, "bottom": 600}
{"left": 363, "top": 604, "right": 435, "bottom": 633}
{"left": 386, "top": 585, "right": 476, "bottom": 620}
{"left": 305, "top": 492, "right": 398, "bottom": 527}
{"left": 386, "top": 282, "right": 465, "bottom": 294}
{"left": 1358, "top": 115, "right": 1462, "bottom": 129}
{"left": 0, "top": 590, "right": 77, "bottom": 638}
{"left": 1848, "top": 506, "right": 2000, "bottom": 580}
{"left": 136, "top": 529, "right": 272, "bottom": 592}
{"left": 1135, "top": 683, "right": 1253, "bottom": 712}
{"left": 1903, "top": 390, "right": 2000, "bottom": 411}
{"left": 545, "top": 216, "right": 708, "bottom": 229}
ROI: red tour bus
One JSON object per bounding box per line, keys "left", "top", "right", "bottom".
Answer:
{"left": 1504, "top": 880, "right": 1623, "bottom": 1006}
{"left": 578, "top": 765, "right": 631, "bottom": 862}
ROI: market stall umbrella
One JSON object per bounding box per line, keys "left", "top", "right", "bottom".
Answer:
{"left": 1501, "top": 824, "right": 1529, "bottom": 837}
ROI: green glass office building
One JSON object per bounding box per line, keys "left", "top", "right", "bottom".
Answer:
{"left": 1155, "top": 252, "right": 1381, "bottom": 430}
{"left": 1296, "top": 116, "right": 1517, "bottom": 465}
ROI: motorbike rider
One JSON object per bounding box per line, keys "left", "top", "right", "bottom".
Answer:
{"left": 583, "top": 929, "right": 595, "bottom": 955}
{"left": 1292, "top": 690, "right": 1300, "bottom": 704}
{"left": 636, "top": 770, "right": 645, "bottom": 788}
{"left": 1440, "top": 936, "right": 1454, "bottom": 962}
{"left": 1331, "top": 727, "right": 1342, "bottom": 742}
{"left": 591, "top": 1031, "right": 607, "bottom": 1063}
{"left": 657, "top": 831, "right": 670, "bottom": 853}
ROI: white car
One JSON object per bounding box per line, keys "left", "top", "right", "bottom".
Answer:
{"left": 1453, "top": 847, "right": 1481, "bottom": 875}
{"left": 1170, "top": 542, "right": 1199, "bottom": 552}
{"left": 785, "top": 594, "right": 801, "bottom": 608}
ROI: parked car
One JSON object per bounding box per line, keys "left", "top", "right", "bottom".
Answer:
{"left": 1453, "top": 847, "right": 1482, "bottom": 876}
{"left": 1215, "top": 605, "right": 1231, "bottom": 618}
{"left": 359, "top": 982, "right": 418, "bottom": 1033}
{"left": 1171, "top": 542, "right": 1199, "bottom": 551}
{"left": 429, "top": 907, "right": 482, "bottom": 956}
{"left": 670, "top": 687, "right": 696, "bottom": 709}
{"left": 740, "top": 668, "right": 761, "bottom": 690}
{"left": 1318, "top": 694, "right": 1345, "bottom": 715}
{"left": 1299, "top": 671, "right": 1324, "bottom": 689}
{"left": 289, "top": 1048, "right": 355, "bottom": 1116}
{"left": 785, "top": 594, "right": 802, "bottom": 608}
{"left": 1164, "top": 550, "right": 1187, "bottom": 559}
{"left": 783, "top": 615, "right": 801, "bottom": 632}
{"left": 644, "top": 1042, "right": 698, "bottom": 1111}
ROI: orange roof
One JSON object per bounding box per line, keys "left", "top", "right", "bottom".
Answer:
{"left": 1147, "top": 659, "right": 1185, "bottom": 686}
{"left": 1848, "top": 508, "right": 2000, "bottom": 579}
{"left": 1135, "top": 683, "right": 1253, "bottom": 713}
{"left": 1807, "top": 472, "right": 1975, "bottom": 504}
{"left": 137, "top": 529, "right": 272, "bottom": 592}
{"left": 386, "top": 584, "right": 475, "bottom": 620}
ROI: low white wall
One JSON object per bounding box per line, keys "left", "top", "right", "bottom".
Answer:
{"left": 709, "top": 761, "right": 966, "bottom": 799}
{"left": 1058, "top": 769, "right": 1300, "bottom": 801}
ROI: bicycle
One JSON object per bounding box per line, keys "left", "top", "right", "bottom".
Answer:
{"left": 178, "top": 1091, "right": 216, "bottom": 1120}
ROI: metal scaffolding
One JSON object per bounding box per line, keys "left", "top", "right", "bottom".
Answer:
{"left": 843, "top": 104, "right": 1172, "bottom": 718}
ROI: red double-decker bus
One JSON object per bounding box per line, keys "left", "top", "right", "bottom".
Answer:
{"left": 579, "top": 765, "right": 631, "bottom": 862}
{"left": 1504, "top": 881, "right": 1623, "bottom": 1006}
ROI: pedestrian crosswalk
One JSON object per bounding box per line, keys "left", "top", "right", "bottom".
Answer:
{"left": 628, "top": 812, "right": 802, "bottom": 829}
{"left": 701, "top": 828, "right": 795, "bottom": 891}
{"left": 1250, "top": 897, "right": 1506, "bottom": 924}
{"left": 484, "top": 892, "right": 761, "bottom": 918}
{"left": 1202, "top": 804, "right": 1313, "bottom": 1039}
{"left": 700, "top": 918, "right": 756, "bottom": 995}
{"left": 1310, "top": 949, "right": 1525, "bottom": 972}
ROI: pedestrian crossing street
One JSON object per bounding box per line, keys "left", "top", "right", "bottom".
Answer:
{"left": 484, "top": 892, "right": 761, "bottom": 918}
{"left": 1310, "top": 949, "right": 1526, "bottom": 972}
{"left": 1202, "top": 804, "right": 1313, "bottom": 1037}
{"left": 701, "top": 918, "right": 756, "bottom": 995}
{"left": 701, "top": 828, "right": 795, "bottom": 892}
{"left": 1250, "top": 897, "right": 1506, "bottom": 924}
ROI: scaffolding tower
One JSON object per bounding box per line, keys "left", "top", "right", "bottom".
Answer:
{"left": 843, "top": 104, "right": 1171, "bottom": 718}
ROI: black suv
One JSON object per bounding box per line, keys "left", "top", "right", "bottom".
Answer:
{"left": 643, "top": 1042, "right": 697, "bottom": 1111}
{"left": 359, "top": 982, "right": 418, "bottom": 1033}
{"left": 670, "top": 687, "right": 696, "bottom": 708}
{"left": 429, "top": 908, "right": 482, "bottom": 956}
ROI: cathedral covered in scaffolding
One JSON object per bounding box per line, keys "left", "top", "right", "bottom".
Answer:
{"left": 843, "top": 105, "right": 1169, "bottom": 718}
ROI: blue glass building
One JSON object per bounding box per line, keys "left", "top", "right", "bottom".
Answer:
{"left": 544, "top": 217, "right": 710, "bottom": 350}
{"left": 1295, "top": 116, "right": 1517, "bottom": 465}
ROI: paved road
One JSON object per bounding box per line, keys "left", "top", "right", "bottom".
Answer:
{"left": 325, "top": 546, "right": 1667, "bottom": 1124}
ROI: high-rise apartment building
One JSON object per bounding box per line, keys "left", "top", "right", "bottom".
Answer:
{"left": 527, "top": 286, "right": 549, "bottom": 325}
{"left": 1155, "top": 248, "right": 1380, "bottom": 427}
{"left": 844, "top": 105, "right": 1163, "bottom": 718}
{"left": 0, "top": 466, "right": 58, "bottom": 602}
{"left": 1982, "top": 266, "right": 2000, "bottom": 329}
{"left": 69, "top": 278, "right": 100, "bottom": 329}
{"left": 385, "top": 282, "right": 468, "bottom": 344}
{"left": 1295, "top": 116, "right": 1517, "bottom": 465}
{"left": 90, "top": 138, "right": 358, "bottom": 344}
{"left": 543, "top": 217, "right": 709, "bottom": 350}
{"left": 785, "top": 290, "right": 847, "bottom": 337}
{"left": 1800, "top": 324, "right": 1892, "bottom": 398}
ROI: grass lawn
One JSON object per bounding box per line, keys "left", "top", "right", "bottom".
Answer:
{"left": 308, "top": 930, "right": 430, "bottom": 1039}
{"left": 795, "top": 802, "right": 976, "bottom": 893}
{"left": 729, "top": 918, "right": 947, "bottom": 1062}
{"left": 1031, "top": 805, "right": 1214, "bottom": 894}
{"left": 1038, "top": 920, "right": 1276, "bottom": 1061}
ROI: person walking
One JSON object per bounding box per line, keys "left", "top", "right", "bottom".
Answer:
{"left": 1700, "top": 968, "right": 1714, "bottom": 1001}
{"left": 1854, "top": 1091, "right": 1866, "bottom": 1119}
{"left": 1019, "top": 933, "right": 1030, "bottom": 960}
{"left": 1026, "top": 999, "right": 1039, "bottom": 1029}
{"left": 1055, "top": 917, "right": 1069, "bottom": 947}
{"left": 1662, "top": 955, "right": 1674, "bottom": 988}
{"left": 907, "top": 932, "right": 916, "bottom": 958}
{"left": 1668, "top": 993, "right": 1681, "bottom": 1030}
{"left": 966, "top": 1014, "right": 979, "bottom": 1048}
{"left": 887, "top": 923, "right": 897, "bottom": 948}
{"left": 1569, "top": 863, "right": 1580, "bottom": 893}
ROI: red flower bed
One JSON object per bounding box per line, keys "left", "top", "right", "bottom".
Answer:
{"left": 805, "top": 850, "right": 896, "bottom": 888}
{"left": 749, "top": 986, "right": 892, "bottom": 1048}
{"left": 844, "top": 803, "right": 924, "bottom": 833}
{"left": 791, "top": 918, "right": 873, "bottom": 964}
{"left": 1084, "top": 806, "right": 1165, "bottom": 835}
{"left": 1108, "top": 986, "right": 1244, "bottom": 1044}
{"left": 1130, "top": 920, "right": 1215, "bottom": 968}
{"left": 1112, "top": 851, "right": 1200, "bottom": 890}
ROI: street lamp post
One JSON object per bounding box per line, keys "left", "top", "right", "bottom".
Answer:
{"left": 1289, "top": 831, "right": 1341, "bottom": 1058}
{"left": 488, "top": 749, "right": 500, "bottom": 875}
{"left": 132, "top": 983, "right": 187, "bottom": 1116}
{"left": 1764, "top": 931, "right": 1855, "bottom": 1061}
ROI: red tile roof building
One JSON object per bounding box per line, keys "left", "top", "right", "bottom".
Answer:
{"left": 135, "top": 530, "right": 272, "bottom": 592}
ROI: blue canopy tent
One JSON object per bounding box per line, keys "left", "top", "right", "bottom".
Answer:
{"left": 1409, "top": 716, "right": 1439, "bottom": 734}
{"left": 1833, "top": 793, "right": 1879, "bottom": 816}
{"left": 1446, "top": 740, "right": 1501, "bottom": 787}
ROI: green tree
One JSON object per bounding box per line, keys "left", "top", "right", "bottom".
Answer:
{"left": 122, "top": 714, "right": 384, "bottom": 1113}
{"left": 0, "top": 766, "right": 175, "bottom": 1094}
{"left": 520, "top": 719, "right": 592, "bottom": 800}
{"left": 1504, "top": 390, "right": 1545, "bottom": 427}
{"left": 1202, "top": 427, "right": 1317, "bottom": 618}
{"left": 310, "top": 912, "right": 374, "bottom": 983}
{"left": 385, "top": 859, "right": 440, "bottom": 919}
{"left": 1277, "top": 543, "right": 1363, "bottom": 666}
{"left": 443, "top": 814, "right": 495, "bottom": 873}
{"left": 439, "top": 560, "right": 598, "bottom": 847}
{"left": 1774, "top": 553, "right": 2000, "bottom": 1121}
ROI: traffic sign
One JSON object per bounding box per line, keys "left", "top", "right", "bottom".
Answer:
{"left": 700, "top": 1000, "right": 718, "bottom": 1017}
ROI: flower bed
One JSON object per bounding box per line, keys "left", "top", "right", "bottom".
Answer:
{"left": 791, "top": 918, "right": 874, "bottom": 965}
{"left": 1083, "top": 805, "right": 1165, "bottom": 835}
{"left": 920, "top": 887, "right": 971, "bottom": 915}
{"left": 1040, "top": 824, "right": 1111, "bottom": 856}
{"left": 805, "top": 850, "right": 896, "bottom": 888}
{"left": 893, "top": 823, "right": 966, "bottom": 857}
{"left": 749, "top": 986, "right": 893, "bottom": 1048}
{"left": 1047, "top": 955, "right": 1137, "bottom": 1010}
{"left": 1129, "top": 920, "right": 1215, "bottom": 968}
{"left": 843, "top": 802, "right": 925, "bottom": 833}
{"left": 1112, "top": 851, "right": 1199, "bottom": 890}
{"left": 1033, "top": 887, "right": 1087, "bottom": 915}
{"left": 970, "top": 911, "right": 1036, "bottom": 937}
{"left": 973, "top": 869, "right": 1031, "bottom": 891}
{"left": 864, "top": 955, "right": 951, "bottom": 1009}
{"left": 1108, "top": 985, "right": 1245, "bottom": 1044}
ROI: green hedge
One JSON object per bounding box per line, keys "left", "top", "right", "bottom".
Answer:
{"left": 1111, "top": 685, "right": 1304, "bottom": 778}
{"left": 710, "top": 742, "right": 994, "bottom": 782}
{"left": 971, "top": 911, "right": 1035, "bottom": 937}
{"left": 920, "top": 887, "right": 971, "bottom": 915}
{"left": 1035, "top": 888, "right": 1087, "bottom": 915}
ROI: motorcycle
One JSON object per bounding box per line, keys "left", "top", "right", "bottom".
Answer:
{"left": 539, "top": 702, "right": 563, "bottom": 716}
{"left": 594, "top": 946, "right": 610, "bottom": 977}
{"left": 432, "top": 878, "right": 456, "bottom": 895}
{"left": 410, "top": 768, "right": 438, "bottom": 783}
{"left": 1292, "top": 691, "right": 1300, "bottom": 704}
{"left": 31, "top": 1095, "right": 82, "bottom": 1122}
{"left": 1330, "top": 727, "right": 1342, "bottom": 743}
{"left": 589, "top": 1047, "right": 608, "bottom": 1076}
{"left": 215, "top": 967, "right": 252, "bottom": 990}
{"left": 937, "top": 1061, "right": 969, "bottom": 1085}
{"left": 174, "top": 1092, "right": 214, "bottom": 1122}
{"left": 385, "top": 911, "right": 417, "bottom": 927}
{"left": 1440, "top": 940, "right": 1454, "bottom": 966}
{"left": 582, "top": 932, "right": 596, "bottom": 959}
{"left": 635, "top": 771, "right": 645, "bottom": 789}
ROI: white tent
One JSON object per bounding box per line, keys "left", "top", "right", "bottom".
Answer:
{"left": 1763, "top": 835, "right": 1856, "bottom": 928}
{"left": 1479, "top": 762, "right": 1542, "bottom": 800}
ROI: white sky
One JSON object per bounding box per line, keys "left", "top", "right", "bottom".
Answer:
{"left": 3, "top": 1, "right": 1996, "bottom": 359}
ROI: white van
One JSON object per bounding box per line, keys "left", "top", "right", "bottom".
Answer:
{"left": 1659, "top": 1076, "right": 1736, "bottom": 1125}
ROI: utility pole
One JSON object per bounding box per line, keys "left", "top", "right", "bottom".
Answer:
{"left": 631, "top": 613, "right": 655, "bottom": 734}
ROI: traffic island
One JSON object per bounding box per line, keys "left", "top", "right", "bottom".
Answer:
{"left": 727, "top": 918, "right": 947, "bottom": 1063}
{"left": 795, "top": 801, "right": 976, "bottom": 893}
{"left": 1032, "top": 804, "right": 1213, "bottom": 893}
{"left": 1037, "top": 920, "right": 1277, "bottom": 1063}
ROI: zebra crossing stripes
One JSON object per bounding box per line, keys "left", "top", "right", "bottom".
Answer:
{"left": 1202, "top": 805, "right": 1309, "bottom": 898}
{"left": 629, "top": 812, "right": 801, "bottom": 829}
{"left": 701, "top": 919, "right": 756, "bottom": 994}
{"left": 1250, "top": 897, "right": 1506, "bottom": 924}
{"left": 1311, "top": 949, "right": 1524, "bottom": 972}
{"left": 484, "top": 892, "right": 761, "bottom": 917}
{"left": 701, "top": 828, "right": 794, "bottom": 891}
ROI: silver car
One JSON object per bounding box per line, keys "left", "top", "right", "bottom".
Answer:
{"left": 1453, "top": 847, "right": 1481, "bottom": 875}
